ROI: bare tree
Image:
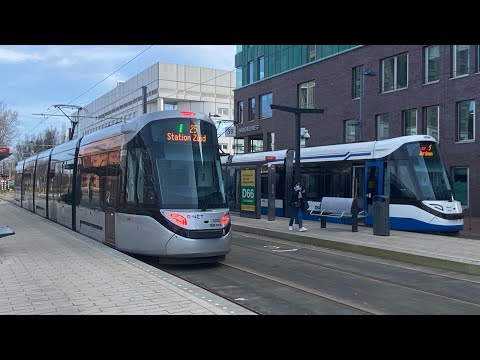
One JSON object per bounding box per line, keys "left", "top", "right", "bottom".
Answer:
{"left": 10, "top": 126, "right": 63, "bottom": 165}
{"left": 0, "top": 101, "right": 18, "bottom": 147}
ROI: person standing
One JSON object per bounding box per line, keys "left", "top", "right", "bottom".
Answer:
{"left": 288, "top": 182, "right": 308, "bottom": 232}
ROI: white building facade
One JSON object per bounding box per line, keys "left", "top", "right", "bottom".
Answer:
{"left": 74, "top": 62, "right": 235, "bottom": 153}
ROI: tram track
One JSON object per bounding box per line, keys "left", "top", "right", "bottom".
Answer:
{"left": 231, "top": 235, "right": 480, "bottom": 309}
{"left": 151, "top": 259, "right": 378, "bottom": 315}
{"left": 217, "top": 262, "right": 379, "bottom": 314}
{"left": 146, "top": 232, "right": 480, "bottom": 315}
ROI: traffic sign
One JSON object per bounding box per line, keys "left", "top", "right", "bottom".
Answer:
{"left": 224, "top": 126, "right": 236, "bottom": 137}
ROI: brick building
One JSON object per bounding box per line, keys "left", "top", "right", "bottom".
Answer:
{"left": 233, "top": 45, "right": 480, "bottom": 215}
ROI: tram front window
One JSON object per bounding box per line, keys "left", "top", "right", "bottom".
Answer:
{"left": 147, "top": 118, "right": 226, "bottom": 209}
{"left": 389, "top": 141, "right": 452, "bottom": 202}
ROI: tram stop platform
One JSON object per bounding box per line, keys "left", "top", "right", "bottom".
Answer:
{"left": 0, "top": 196, "right": 254, "bottom": 315}
{"left": 231, "top": 212, "right": 480, "bottom": 276}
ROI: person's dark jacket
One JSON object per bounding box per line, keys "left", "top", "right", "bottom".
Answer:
{"left": 290, "top": 189, "right": 300, "bottom": 207}
{"left": 290, "top": 187, "right": 306, "bottom": 208}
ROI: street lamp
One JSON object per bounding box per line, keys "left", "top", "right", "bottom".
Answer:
{"left": 358, "top": 69, "right": 376, "bottom": 142}
{"left": 270, "top": 104, "right": 324, "bottom": 185}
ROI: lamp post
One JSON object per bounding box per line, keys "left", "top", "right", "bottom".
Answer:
{"left": 270, "top": 104, "right": 324, "bottom": 185}
{"left": 358, "top": 69, "right": 376, "bottom": 142}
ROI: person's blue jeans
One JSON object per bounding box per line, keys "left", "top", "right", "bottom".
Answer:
{"left": 289, "top": 206, "right": 303, "bottom": 228}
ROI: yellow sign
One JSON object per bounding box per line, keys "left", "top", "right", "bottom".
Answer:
{"left": 241, "top": 169, "right": 256, "bottom": 212}
{"left": 241, "top": 170, "right": 255, "bottom": 186}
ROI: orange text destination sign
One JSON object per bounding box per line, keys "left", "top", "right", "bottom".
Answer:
{"left": 419, "top": 144, "right": 433, "bottom": 157}
{"left": 167, "top": 123, "right": 206, "bottom": 143}
{"left": 166, "top": 132, "right": 206, "bottom": 142}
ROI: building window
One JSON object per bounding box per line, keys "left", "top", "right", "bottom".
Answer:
{"left": 477, "top": 45, "right": 480, "bottom": 73}
{"left": 403, "top": 109, "right": 417, "bottom": 135}
{"left": 236, "top": 101, "right": 244, "bottom": 124}
{"left": 457, "top": 100, "right": 475, "bottom": 142}
{"left": 423, "top": 105, "right": 439, "bottom": 142}
{"left": 376, "top": 113, "right": 390, "bottom": 140}
{"left": 452, "top": 45, "right": 469, "bottom": 78}
{"left": 308, "top": 45, "right": 316, "bottom": 62}
{"left": 248, "top": 61, "right": 254, "bottom": 84}
{"left": 234, "top": 138, "right": 244, "bottom": 154}
{"left": 218, "top": 107, "right": 229, "bottom": 116}
{"left": 164, "top": 103, "right": 177, "bottom": 110}
{"left": 344, "top": 119, "right": 356, "bottom": 143}
{"left": 260, "top": 93, "right": 273, "bottom": 119}
{"left": 381, "top": 53, "right": 408, "bottom": 92}
{"left": 267, "top": 132, "right": 275, "bottom": 151}
{"left": 298, "top": 80, "right": 315, "bottom": 109}
{"left": 236, "top": 67, "right": 242, "bottom": 88}
{"left": 452, "top": 167, "right": 469, "bottom": 207}
{"left": 250, "top": 139, "right": 263, "bottom": 153}
{"left": 424, "top": 45, "right": 440, "bottom": 83}
{"left": 248, "top": 97, "right": 255, "bottom": 121}
{"left": 258, "top": 56, "right": 265, "bottom": 80}
{"left": 352, "top": 65, "right": 363, "bottom": 99}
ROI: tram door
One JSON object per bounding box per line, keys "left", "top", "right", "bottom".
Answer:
{"left": 364, "top": 161, "right": 384, "bottom": 225}
{"left": 104, "top": 152, "right": 119, "bottom": 246}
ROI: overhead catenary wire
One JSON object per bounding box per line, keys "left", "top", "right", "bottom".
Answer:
{"left": 27, "top": 45, "right": 472, "bottom": 139}
{"left": 63, "top": 46, "right": 319, "bottom": 131}
{"left": 24, "top": 45, "right": 155, "bottom": 137}
{"left": 80, "top": 45, "right": 468, "bottom": 138}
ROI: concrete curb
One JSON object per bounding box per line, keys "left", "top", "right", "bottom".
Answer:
{"left": 232, "top": 224, "right": 480, "bottom": 276}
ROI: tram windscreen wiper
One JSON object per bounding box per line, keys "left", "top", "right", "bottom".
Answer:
{"left": 201, "top": 196, "right": 209, "bottom": 211}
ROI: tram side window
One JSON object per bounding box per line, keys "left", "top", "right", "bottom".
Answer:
{"left": 303, "top": 163, "right": 352, "bottom": 201}
{"left": 35, "top": 163, "right": 47, "bottom": 196}
{"left": 125, "top": 147, "right": 156, "bottom": 207}
{"left": 59, "top": 160, "right": 75, "bottom": 204}
{"left": 25, "top": 162, "right": 34, "bottom": 196}
{"left": 52, "top": 162, "right": 62, "bottom": 202}
{"left": 78, "top": 155, "right": 102, "bottom": 209}
{"left": 125, "top": 150, "right": 137, "bottom": 205}
{"left": 302, "top": 173, "right": 322, "bottom": 201}
{"left": 14, "top": 168, "right": 22, "bottom": 196}
{"left": 137, "top": 150, "right": 156, "bottom": 206}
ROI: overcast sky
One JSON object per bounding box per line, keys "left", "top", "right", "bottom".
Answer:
{"left": 0, "top": 45, "right": 235, "bottom": 143}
